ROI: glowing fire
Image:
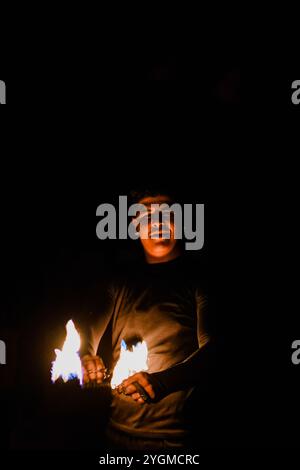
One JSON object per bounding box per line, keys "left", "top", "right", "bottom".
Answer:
{"left": 51, "top": 319, "right": 83, "bottom": 385}
{"left": 111, "top": 339, "right": 148, "bottom": 389}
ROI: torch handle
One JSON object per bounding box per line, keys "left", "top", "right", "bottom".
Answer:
{"left": 133, "top": 381, "right": 152, "bottom": 403}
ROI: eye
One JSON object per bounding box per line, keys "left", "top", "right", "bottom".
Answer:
{"left": 134, "top": 211, "right": 151, "bottom": 224}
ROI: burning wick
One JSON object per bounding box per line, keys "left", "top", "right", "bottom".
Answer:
{"left": 50, "top": 322, "right": 150, "bottom": 401}
{"left": 111, "top": 339, "right": 152, "bottom": 403}
{"left": 111, "top": 339, "right": 149, "bottom": 389}
{"left": 51, "top": 319, "right": 83, "bottom": 385}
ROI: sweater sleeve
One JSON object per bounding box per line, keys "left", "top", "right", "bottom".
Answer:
{"left": 149, "top": 290, "right": 214, "bottom": 399}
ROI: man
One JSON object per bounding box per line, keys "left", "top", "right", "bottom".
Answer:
{"left": 81, "top": 189, "right": 212, "bottom": 450}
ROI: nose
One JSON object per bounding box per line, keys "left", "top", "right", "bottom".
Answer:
{"left": 151, "top": 221, "right": 163, "bottom": 229}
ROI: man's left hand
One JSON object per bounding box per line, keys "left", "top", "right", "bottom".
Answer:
{"left": 119, "top": 372, "right": 155, "bottom": 404}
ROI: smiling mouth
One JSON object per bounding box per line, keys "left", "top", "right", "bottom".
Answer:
{"left": 150, "top": 230, "right": 171, "bottom": 238}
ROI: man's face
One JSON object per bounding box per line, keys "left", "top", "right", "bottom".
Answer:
{"left": 135, "top": 195, "right": 178, "bottom": 260}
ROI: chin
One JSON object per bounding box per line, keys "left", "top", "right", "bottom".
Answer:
{"left": 149, "top": 242, "right": 175, "bottom": 257}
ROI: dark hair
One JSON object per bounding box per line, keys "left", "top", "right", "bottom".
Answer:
{"left": 129, "top": 187, "right": 178, "bottom": 205}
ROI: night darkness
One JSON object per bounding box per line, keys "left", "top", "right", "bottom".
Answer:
{"left": 1, "top": 22, "right": 299, "bottom": 467}
{"left": 1, "top": 160, "right": 299, "bottom": 457}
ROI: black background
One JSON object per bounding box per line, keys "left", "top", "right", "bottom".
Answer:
{"left": 0, "top": 16, "right": 299, "bottom": 466}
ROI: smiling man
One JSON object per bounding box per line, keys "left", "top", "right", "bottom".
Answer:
{"left": 81, "top": 188, "right": 212, "bottom": 451}
{"left": 131, "top": 193, "right": 182, "bottom": 264}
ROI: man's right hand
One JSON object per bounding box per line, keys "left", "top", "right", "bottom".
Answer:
{"left": 81, "top": 355, "right": 106, "bottom": 385}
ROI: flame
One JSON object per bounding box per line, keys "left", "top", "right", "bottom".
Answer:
{"left": 51, "top": 319, "right": 83, "bottom": 385}
{"left": 111, "top": 339, "right": 148, "bottom": 389}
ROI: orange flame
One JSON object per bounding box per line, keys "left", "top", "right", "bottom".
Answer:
{"left": 111, "top": 339, "right": 148, "bottom": 389}
{"left": 51, "top": 319, "right": 83, "bottom": 385}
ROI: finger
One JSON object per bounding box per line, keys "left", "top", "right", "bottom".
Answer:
{"left": 135, "top": 376, "right": 155, "bottom": 399}
{"left": 84, "top": 360, "right": 96, "bottom": 372}
{"left": 85, "top": 359, "right": 103, "bottom": 381}
{"left": 122, "top": 373, "right": 141, "bottom": 387}
{"left": 89, "top": 372, "right": 96, "bottom": 381}
{"left": 83, "top": 372, "right": 90, "bottom": 384}
{"left": 124, "top": 384, "right": 137, "bottom": 395}
{"left": 82, "top": 364, "right": 90, "bottom": 381}
{"left": 82, "top": 356, "right": 104, "bottom": 369}
{"left": 85, "top": 362, "right": 97, "bottom": 380}
{"left": 123, "top": 374, "right": 155, "bottom": 399}
{"left": 143, "top": 384, "right": 155, "bottom": 400}
{"left": 94, "top": 357, "right": 105, "bottom": 369}
{"left": 92, "top": 359, "right": 102, "bottom": 371}
{"left": 96, "top": 371, "right": 104, "bottom": 384}
{"left": 81, "top": 356, "right": 95, "bottom": 367}
{"left": 131, "top": 392, "right": 142, "bottom": 401}
{"left": 133, "top": 381, "right": 154, "bottom": 401}
{"left": 93, "top": 359, "right": 105, "bottom": 381}
{"left": 81, "top": 354, "right": 93, "bottom": 363}
{"left": 137, "top": 397, "right": 145, "bottom": 404}
{"left": 123, "top": 372, "right": 149, "bottom": 388}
